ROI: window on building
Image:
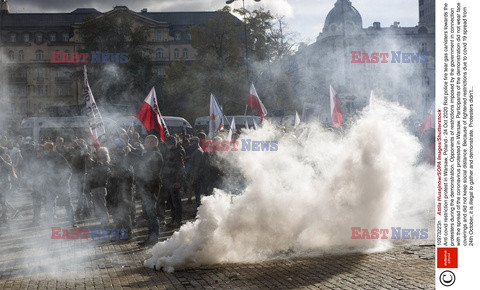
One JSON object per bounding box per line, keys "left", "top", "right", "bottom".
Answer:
{"left": 36, "top": 68, "right": 44, "bottom": 79}
{"left": 183, "top": 48, "right": 188, "bottom": 58}
{"left": 186, "top": 32, "right": 192, "bottom": 40}
{"left": 156, "top": 48, "right": 164, "bottom": 59}
{"left": 37, "top": 85, "right": 45, "bottom": 96}
{"left": 56, "top": 86, "right": 63, "bottom": 96}
{"left": 36, "top": 50, "right": 44, "bottom": 60}
{"left": 421, "top": 43, "right": 427, "bottom": 52}
{"left": 62, "top": 33, "right": 69, "bottom": 42}
{"left": 18, "top": 50, "right": 24, "bottom": 61}
{"left": 35, "top": 33, "right": 43, "bottom": 43}
{"left": 9, "top": 33, "right": 16, "bottom": 42}
{"left": 49, "top": 33, "right": 56, "bottom": 42}
{"left": 23, "top": 33, "right": 30, "bottom": 42}
{"left": 175, "top": 31, "right": 181, "bottom": 41}
{"left": 156, "top": 30, "right": 163, "bottom": 42}
{"left": 423, "top": 76, "right": 429, "bottom": 87}
{"left": 8, "top": 50, "right": 14, "bottom": 61}
{"left": 174, "top": 48, "right": 179, "bottom": 59}
{"left": 157, "top": 68, "right": 166, "bottom": 77}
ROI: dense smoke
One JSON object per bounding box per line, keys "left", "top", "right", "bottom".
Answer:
{"left": 144, "top": 99, "right": 434, "bottom": 272}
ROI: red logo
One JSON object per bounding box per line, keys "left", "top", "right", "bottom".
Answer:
{"left": 437, "top": 247, "right": 458, "bottom": 268}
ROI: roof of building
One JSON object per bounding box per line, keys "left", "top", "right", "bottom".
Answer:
{"left": 323, "top": 0, "right": 362, "bottom": 33}
{"left": 0, "top": 8, "right": 236, "bottom": 28}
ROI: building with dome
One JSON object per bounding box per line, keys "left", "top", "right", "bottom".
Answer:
{"left": 293, "top": 0, "right": 435, "bottom": 127}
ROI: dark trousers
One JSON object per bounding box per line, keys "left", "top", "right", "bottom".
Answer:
{"left": 139, "top": 181, "right": 159, "bottom": 237}
{"left": 167, "top": 186, "right": 182, "bottom": 224}
{"left": 45, "top": 184, "right": 74, "bottom": 225}
{"left": 193, "top": 177, "right": 206, "bottom": 206}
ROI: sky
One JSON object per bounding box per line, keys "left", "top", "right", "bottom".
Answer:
{"left": 7, "top": 0, "right": 419, "bottom": 44}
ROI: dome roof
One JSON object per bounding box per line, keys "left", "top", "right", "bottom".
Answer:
{"left": 323, "top": 0, "right": 362, "bottom": 34}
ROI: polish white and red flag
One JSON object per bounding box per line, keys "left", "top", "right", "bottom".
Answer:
{"left": 329, "top": 85, "right": 343, "bottom": 128}
{"left": 136, "top": 87, "right": 167, "bottom": 142}
{"left": 247, "top": 83, "right": 267, "bottom": 122}
{"left": 420, "top": 102, "right": 435, "bottom": 132}
{"left": 209, "top": 94, "right": 224, "bottom": 138}
{"left": 83, "top": 65, "right": 105, "bottom": 148}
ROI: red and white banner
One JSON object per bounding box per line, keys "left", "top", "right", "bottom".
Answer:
{"left": 136, "top": 87, "right": 168, "bottom": 142}
{"left": 247, "top": 83, "right": 268, "bottom": 122}
{"left": 209, "top": 94, "right": 224, "bottom": 138}
{"left": 329, "top": 85, "right": 343, "bottom": 128}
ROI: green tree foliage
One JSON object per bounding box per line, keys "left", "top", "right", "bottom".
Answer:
{"left": 78, "top": 11, "right": 161, "bottom": 111}
{"left": 164, "top": 6, "right": 299, "bottom": 122}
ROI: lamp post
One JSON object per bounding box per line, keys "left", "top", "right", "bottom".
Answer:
{"left": 225, "top": 0, "right": 261, "bottom": 83}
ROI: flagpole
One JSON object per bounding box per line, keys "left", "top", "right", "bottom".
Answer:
{"left": 244, "top": 105, "right": 248, "bottom": 116}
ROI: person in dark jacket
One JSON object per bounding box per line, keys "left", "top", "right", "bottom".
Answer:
{"left": 137, "top": 135, "right": 163, "bottom": 246}
{"left": 109, "top": 139, "right": 134, "bottom": 237}
{"left": 162, "top": 136, "right": 186, "bottom": 227}
{"left": 86, "top": 147, "right": 111, "bottom": 227}
{"left": 42, "top": 142, "right": 75, "bottom": 226}
{"left": 0, "top": 148, "right": 12, "bottom": 223}
{"left": 188, "top": 137, "right": 205, "bottom": 206}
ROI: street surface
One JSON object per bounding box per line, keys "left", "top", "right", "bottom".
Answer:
{"left": 0, "top": 189, "right": 435, "bottom": 289}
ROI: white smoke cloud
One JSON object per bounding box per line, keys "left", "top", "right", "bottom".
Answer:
{"left": 144, "top": 99, "right": 434, "bottom": 272}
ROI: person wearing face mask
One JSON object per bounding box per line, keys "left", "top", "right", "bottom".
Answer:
{"left": 162, "top": 135, "right": 186, "bottom": 228}
{"left": 136, "top": 135, "right": 163, "bottom": 246}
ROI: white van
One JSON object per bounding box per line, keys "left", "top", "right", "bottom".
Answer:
{"left": 116, "top": 116, "right": 194, "bottom": 136}
{"left": 194, "top": 115, "right": 261, "bottom": 131}
{"left": 20, "top": 116, "right": 90, "bottom": 144}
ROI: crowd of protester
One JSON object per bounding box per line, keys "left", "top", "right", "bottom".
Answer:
{"left": 0, "top": 124, "right": 434, "bottom": 246}
{"left": 0, "top": 130, "right": 226, "bottom": 246}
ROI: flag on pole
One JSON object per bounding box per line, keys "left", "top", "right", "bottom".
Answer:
{"left": 329, "top": 85, "right": 343, "bottom": 128}
{"left": 227, "top": 117, "right": 236, "bottom": 142}
{"left": 128, "top": 119, "right": 135, "bottom": 134}
{"left": 83, "top": 65, "right": 105, "bottom": 148}
{"left": 244, "top": 118, "right": 249, "bottom": 130}
{"left": 420, "top": 102, "right": 435, "bottom": 132}
{"left": 209, "top": 94, "right": 224, "bottom": 138}
{"left": 369, "top": 90, "right": 376, "bottom": 110}
{"left": 294, "top": 111, "right": 301, "bottom": 128}
{"left": 136, "top": 87, "right": 167, "bottom": 142}
{"left": 252, "top": 117, "right": 259, "bottom": 130}
{"left": 247, "top": 83, "right": 268, "bottom": 122}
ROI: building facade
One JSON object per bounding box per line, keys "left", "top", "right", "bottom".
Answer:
{"left": 293, "top": 0, "right": 435, "bottom": 127}
{"left": 0, "top": 1, "right": 233, "bottom": 128}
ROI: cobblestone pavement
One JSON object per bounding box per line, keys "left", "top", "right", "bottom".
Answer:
{"left": 0, "top": 189, "right": 435, "bottom": 289}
